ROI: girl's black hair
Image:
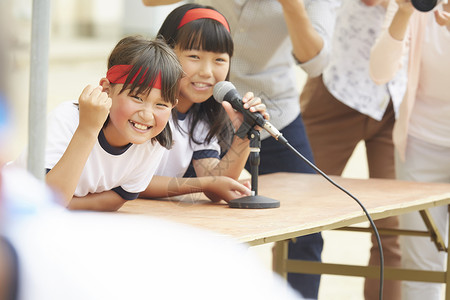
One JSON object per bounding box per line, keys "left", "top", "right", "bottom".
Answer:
{"left": 107, "top": 36, "right": 183, "bottom": 149}
{"left": 157, "top": 4, "right": 234, "bottom": 151}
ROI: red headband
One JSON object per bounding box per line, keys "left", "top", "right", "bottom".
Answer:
{"left": 177, "top": 8, "right": 230, "bottom": 32}
{"left": 106, "top": 65, "right": 162, "bottom": 89}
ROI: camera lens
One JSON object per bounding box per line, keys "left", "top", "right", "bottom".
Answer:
{"left": 411, "top": 0, "right": 438, "bottom": 12}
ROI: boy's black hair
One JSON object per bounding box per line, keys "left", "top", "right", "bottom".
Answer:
{"left": 157, "top": 4, "right": 234, "bottom": 151}
{"left": 107, "top": 36, "right": 183, "bottom": 149}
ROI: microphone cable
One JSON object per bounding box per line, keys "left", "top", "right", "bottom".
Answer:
{"left": 277, "top": 138, "right": 384, "bottom": 300}
{"left": 214, "top": 80, "right": 384, "bottom": 298}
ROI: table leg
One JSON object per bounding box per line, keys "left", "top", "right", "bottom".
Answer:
{"left": 273, "top": 240, "right": 289, "bottom": 280}
{"left": 419, "top": 209, "right": 447, "bottom": 251}
{"left": 271, "top": 208, "right": 450, "bottom": 294}
{"left": 445, "top": 206, "right": 450, "bottom": 300}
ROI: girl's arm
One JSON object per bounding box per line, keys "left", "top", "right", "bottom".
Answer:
{"left": 141, "top": 0, "right": 182, "bottom": 6}
{"left": 68, "top": 191, "right": 127, "bottom": 211}
{"left": 370, "top": 0, "right": 413, "bottom": 85}
{"left": 194, "top": 92, "right": 268, "bottom": 179}
{"left": 46, "top": 85, "right": 111, "bottom": 205}
{"left": 140, "top": 175, "right": 251, "bottom": 203}
{"left": 192, "top": 136, "right": 249, "bottom": 179}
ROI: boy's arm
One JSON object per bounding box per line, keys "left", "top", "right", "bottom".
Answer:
{"left": 68, "top": 191, "right": 127, "bottom": 211}
{"left": 141, "top": 0, "right": 182, "bottom": 6}
{"left": 46, "top": 85, "right": 111, "bottom": 204}
{"left": 141, "top": 175, "right": 251, "bottom": 203}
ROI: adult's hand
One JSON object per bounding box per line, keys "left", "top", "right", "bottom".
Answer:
{"left": 435, "top": 3, "right": 450, "bottom": 28}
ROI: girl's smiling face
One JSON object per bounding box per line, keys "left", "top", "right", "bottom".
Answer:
{"left": 101, "top": 80, "right": 175, "bottom": 147}
{"left": 174, "top": 47, "right": 230, "bottom": 113}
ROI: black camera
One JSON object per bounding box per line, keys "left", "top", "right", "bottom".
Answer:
{"left": 411, "top": 0, "right": 439, "bottom": 12}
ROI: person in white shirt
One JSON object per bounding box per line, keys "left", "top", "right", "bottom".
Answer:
{"left": 11, "top": 36, "right": 183, "bottom": 211}
{"left": 300, "top": 1, "right": 408, "bottom": 299}
{"left": 141, "top": 5, "right": 268, "bottom": 203}
{"left": 370, "top": 0, "right": 450, "bottom": 298}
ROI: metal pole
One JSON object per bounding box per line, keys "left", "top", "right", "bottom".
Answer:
{"left": 27, "top": 0, "right": 51, "bottom": 180}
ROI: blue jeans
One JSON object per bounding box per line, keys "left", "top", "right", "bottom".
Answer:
{"left": 245, "top": 114, "right": 323, "bottom": 299}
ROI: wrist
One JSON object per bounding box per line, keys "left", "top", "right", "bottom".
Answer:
{"left": 233, "top": 131, "right": 251, "bottom": 142}
{"left": 389, "top": 8, "right": 413, "bottom": 41}
{"left": 76, "top": 124, "right": 101, "bottom": 140}
{"left": 396, "top": 2, "right": 415, "bottom": 18}
{"left": 200, "top": 176, "right": 219, "bottom": 194}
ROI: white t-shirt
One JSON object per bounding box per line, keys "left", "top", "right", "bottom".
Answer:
{"left": 408, "top": 10, "right": 450, "bottom": 147}
{"left": 322, "top": 0, "right": 408, "bottom": 121}
{"left": 1, "top": 167, "right": 303, "bottom": 300}
{"left": 43, "top": 101, "right": 165, "bottom": 199}
{"left": 155, "top": 111, "right": 220, "bottom": 177}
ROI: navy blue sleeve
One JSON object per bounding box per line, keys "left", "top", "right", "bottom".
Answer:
{"left": 112, "top": 186, "right": 139, "bottom": 201}
{"left": 192, "top": 149, "right": 220, "bottom": 160}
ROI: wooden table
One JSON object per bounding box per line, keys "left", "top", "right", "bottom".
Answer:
{"left": 119, "top": 173, "right": 450, "bottom": 298}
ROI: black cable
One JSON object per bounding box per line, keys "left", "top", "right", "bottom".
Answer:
{"left": 279, "top": 138, "right": 384, "bottom": 300}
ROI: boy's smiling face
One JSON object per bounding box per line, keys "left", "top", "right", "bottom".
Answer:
{"left": 101, "top": 80, "right": 175, "bottom": 147}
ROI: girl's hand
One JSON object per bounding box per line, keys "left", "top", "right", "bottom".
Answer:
{"left": 242, "top": 91, "right": 270, "bottom": 122}
{"left": 203, "top": 176, "right": 251, "bottom": 203}
{"left": 222, "top": 92, "right": 269, "bottom": 133}
{"left": 78, "top": 85, "right": 112, "bottom": 134}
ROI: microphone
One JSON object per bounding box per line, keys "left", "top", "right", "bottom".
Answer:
{"left": 213, "top": 81, "right": 287, "bottom": 144}
{"left": 411, "top": 0, "right": 439, "bottom": 12}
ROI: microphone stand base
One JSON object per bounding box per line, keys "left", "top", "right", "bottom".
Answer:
{"left": 228, "top": 195, "right": 280, "bottom": 209}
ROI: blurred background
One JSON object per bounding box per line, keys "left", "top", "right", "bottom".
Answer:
{"left": 6, "top": 0, "right": 185, "bottom": 162}
{"left": 4, "top": 0, "right": 371, "bottom": 298}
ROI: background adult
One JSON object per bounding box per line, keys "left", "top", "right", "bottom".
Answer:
{"left": 370, "top": 0, "right": 450, "bottom": 299}
{"left": 300, "top": 0, "right": 407, "bottom": 299}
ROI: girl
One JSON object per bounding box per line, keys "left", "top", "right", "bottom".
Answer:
{"left": 141, "top": 4, "right": 268, "bottom": 202}
{"left": 43, "top": 36, "right": 183, "bottom": 211}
